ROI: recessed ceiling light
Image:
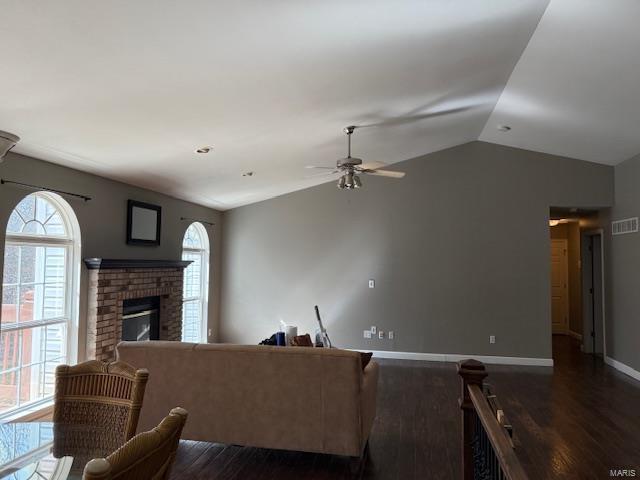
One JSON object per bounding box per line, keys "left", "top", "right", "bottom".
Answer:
{"left": 242, "top": 171, "right": 254, "bottom": 177}
{"left": 195, "top": 146, "right": 212, "bottom": 154}
{"left": 497, "top": 125, "right": 512, "bottom": 132}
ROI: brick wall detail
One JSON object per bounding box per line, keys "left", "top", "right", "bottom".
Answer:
{"left": 87, "top": 267, "right": 184, "bottom": 361}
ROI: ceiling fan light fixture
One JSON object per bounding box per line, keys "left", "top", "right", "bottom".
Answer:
{"left": 310, "top": 126, "right": 406, "bottom": 191}
{"left": 344, "top": 172, "right": 354, "bottom": 189}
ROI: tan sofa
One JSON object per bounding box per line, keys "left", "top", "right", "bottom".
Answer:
{"left": 116, "top": 341, "right": 379, "bottom": 458}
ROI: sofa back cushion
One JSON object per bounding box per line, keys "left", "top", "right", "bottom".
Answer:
{"left": 116, "top": 341, "right": 364, "bottom": 455}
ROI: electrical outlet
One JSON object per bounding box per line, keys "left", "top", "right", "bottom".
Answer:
{"left": 378, "top": 330, "right": 384, "bottom": 339}
{"left": 371, "top": 326, "right": 377, "bottom": 335}
{"left": 364, "top": 330, "right": 372, "bottom": 339}
{"left": 489, "top": 335, "right": 496, "bottom": 344}
{"left": 369, "top": 279, "right": 375, "bottom": 288}
{"left": 208, "top": 329, "right": 212, "bottom": 337}
{"left": 388, "top": 331, "right": 394, "bottom": 340}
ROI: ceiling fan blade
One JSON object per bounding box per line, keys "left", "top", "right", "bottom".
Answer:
{"left": 363, "top": 169, "right": 405, "bottom": 179}
{"left": 305, "top": 165, "right": 336, "bottom": 170}
{"left": 358, "top": 161, "right": 387, "bottom": 171}
{"left": 306, "top": 170, "right": 340, "bottom": 178}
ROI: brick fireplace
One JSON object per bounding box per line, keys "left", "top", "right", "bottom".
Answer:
{"left": 84, "top": 259, "right": 191, "bottom": 361}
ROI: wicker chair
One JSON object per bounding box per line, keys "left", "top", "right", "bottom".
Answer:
{"left": 82, "top": 407, "right": 188, "bottom": 480}
{"left": 53, "top": 360, "right": 149, "bottom": 459}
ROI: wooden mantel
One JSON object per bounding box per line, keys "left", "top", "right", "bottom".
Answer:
{"left": 83, "top": 258, "right": 192, "bottom": 270}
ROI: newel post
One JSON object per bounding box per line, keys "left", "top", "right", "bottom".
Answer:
{"left": 457, "top": 359, "right": 488, "bottom": 480}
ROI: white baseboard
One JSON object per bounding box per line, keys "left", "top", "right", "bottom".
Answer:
{"left": 568, "top": 330, "right": 583, "bottom": 341}
{"left": 605, "top": 356, "right": 640, "bottom": 382}
{"left": 363, "top": 349, "right": 554, "bottom": 367}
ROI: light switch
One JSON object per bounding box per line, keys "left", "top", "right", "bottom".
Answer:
{"left": 369, "top": 279, "right": 375, "bottom": 288}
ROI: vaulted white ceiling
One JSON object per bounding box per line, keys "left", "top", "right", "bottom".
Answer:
{"left": 2, "top": 0, "right": 637, "bottom": 210}
{"left": 480, "top": 0, "right": 640, "bottom": 165}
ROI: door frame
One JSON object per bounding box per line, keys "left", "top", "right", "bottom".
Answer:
{"left": 550, "top": 238, "right": 570, "bottom": 335}
{"left": 582, "top": 228, "right": 606, "bottom": 357}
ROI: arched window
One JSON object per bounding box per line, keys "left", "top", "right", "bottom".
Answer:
{"left": 1, "top": 192, "right": 81, "bottom": 417}
{"left": 181, "top": 223, "right": 209, "bottom": 343}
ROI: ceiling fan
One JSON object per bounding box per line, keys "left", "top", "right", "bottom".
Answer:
{"left": 307, "top": 126, "right": 405, "bottom": 189}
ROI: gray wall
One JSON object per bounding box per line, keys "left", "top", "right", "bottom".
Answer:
{"left": 605, "top": 152, "right": 640, "bottom": 371}
{"left": 220, "top": 141, "right": 613, "bottom": 359}
{"left": 0, "top": 151, "right": 222, "bottom": 360}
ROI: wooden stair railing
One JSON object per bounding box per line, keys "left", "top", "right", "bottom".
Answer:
{"left": 458, "top": 359, "right": 529, "bottom": 480}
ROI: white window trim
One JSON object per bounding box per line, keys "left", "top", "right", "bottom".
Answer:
{"left": 0, "top": 192, "right": 81, "bottom": 421}
{"left": 0, "top": 399, "right": 53, "bottom": 423}
{"left": 181, "top": 223, "right": 210, "bottom": 343}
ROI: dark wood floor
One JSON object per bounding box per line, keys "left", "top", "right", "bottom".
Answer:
{"left": 170, "top": 337, "right": 640, "bottom": 479}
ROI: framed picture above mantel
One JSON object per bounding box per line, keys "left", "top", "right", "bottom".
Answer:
{"left": 126, "top": 200, "right": 161, "bottom": 246}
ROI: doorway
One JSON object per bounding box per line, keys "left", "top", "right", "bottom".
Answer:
{"left": 582, "top": 230, "right": 605, "bottom": 356}
{"left": 549, "top": 218, "right": 582, "bottom": 342}
{"left": 548, "top": 208, "right": 605, "bottom": 360}
{"left": 550, "top": 238, "right": 569, "bottom": 335}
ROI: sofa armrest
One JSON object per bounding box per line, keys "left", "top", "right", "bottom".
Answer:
{"left": 360, "top": 361, "right": 379, "bottom": 452}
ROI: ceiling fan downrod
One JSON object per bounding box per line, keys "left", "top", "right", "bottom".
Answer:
{"left": 337, "top": 126, "right": 360, "bottom": 189}
{"left": 343, "top": 125, "right": 356, "bottom": 159}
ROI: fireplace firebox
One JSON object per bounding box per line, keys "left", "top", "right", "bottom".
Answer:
{"left": 122, "top": 296, "right": 160, "bottom": 342}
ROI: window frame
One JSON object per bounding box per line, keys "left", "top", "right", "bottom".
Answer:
{"left": 0, "top": 192, "right": 80, "bottom": 420}
{"left": 181, "top": 223, "right": 209, "bottom": 343}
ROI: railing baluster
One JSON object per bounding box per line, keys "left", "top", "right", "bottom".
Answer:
{"left": 458, "top": 360, "right": 529, "bottom": 480}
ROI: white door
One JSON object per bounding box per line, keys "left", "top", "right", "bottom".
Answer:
{"left": 550, "top": 239, "right": 569, "bottom": 334}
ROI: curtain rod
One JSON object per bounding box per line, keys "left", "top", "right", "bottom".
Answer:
{"left": 180, "top": 216, "right": 215, "bottom": 226}
{"left": 1, "top": 178, "right": 92, "bottom": 202}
